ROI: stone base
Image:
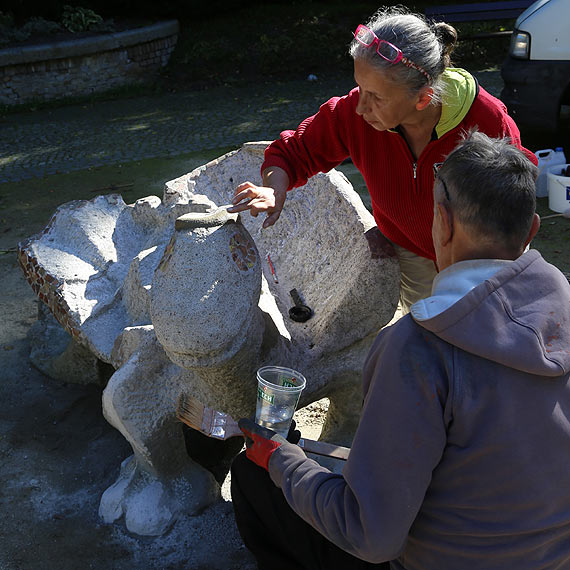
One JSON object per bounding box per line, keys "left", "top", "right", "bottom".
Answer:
{"left": 0, "top": 21, "right": 179, "bottom": 106}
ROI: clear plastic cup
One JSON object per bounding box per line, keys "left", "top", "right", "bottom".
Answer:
{"left": 255, "top": 366, "right": 307, "bottom": 438}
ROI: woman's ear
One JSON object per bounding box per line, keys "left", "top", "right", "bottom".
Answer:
{"left": 416, "top": 87, "right": 434, "bottom": 111}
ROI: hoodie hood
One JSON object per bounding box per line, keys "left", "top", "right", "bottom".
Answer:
{"left": 435, "top": 68, "right": 477, "bottom": 138}
{"left": 412, "top": 250, "right": 570, "bottom": 376}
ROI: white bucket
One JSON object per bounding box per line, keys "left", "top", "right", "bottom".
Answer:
{"left": 535, "top": 148, "right": 566, "bottom": 197}
{"left": 547, "top": 164, "right": 570, "bottom": 213}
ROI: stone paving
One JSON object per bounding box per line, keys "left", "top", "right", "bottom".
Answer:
{"left": 0, "top": 75, "right": 356, "bottom": 183}
{"left": 0, "top": 69, "right": 503, "bottom": 184}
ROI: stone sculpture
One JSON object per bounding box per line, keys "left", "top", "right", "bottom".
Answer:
{"left": 18, "top": 142, "right": 400, "bottom": 536}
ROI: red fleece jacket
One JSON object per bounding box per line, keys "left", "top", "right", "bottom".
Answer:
{"left": 263, "top": 85, "right": 536, "bottom": 261}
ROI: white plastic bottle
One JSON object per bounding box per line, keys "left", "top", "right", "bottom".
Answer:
{"left": 535, "top": 147, "right": 566, "bottom": 197}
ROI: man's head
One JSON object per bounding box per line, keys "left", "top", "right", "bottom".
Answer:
{"left": 432, "top": 131, "right": 540, "bottom": 270}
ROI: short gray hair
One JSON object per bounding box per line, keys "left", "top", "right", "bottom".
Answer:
{"left": 349, "top": 6, "right": 457, "bottom": 102}
{"left": 436, "top": 131, "right": 538, "bottom": 251}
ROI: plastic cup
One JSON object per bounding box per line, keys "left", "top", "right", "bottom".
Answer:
{"left": 255, "top": 366, "right": 307, "bottom": 438}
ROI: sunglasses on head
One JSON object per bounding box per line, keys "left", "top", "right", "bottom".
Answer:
{"left": 353, "top": 24, "right": 432, "bottom": 83}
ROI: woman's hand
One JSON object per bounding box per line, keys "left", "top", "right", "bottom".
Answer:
{"left": 228, "top": 182, "right": 287, "bottom": 228}
{"left": 228, "top": 166, "right": 290, "bottom": 229}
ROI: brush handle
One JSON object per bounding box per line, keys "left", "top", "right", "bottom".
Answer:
{"left": 233, "top": 424, "right": 350, "bottom": 460}
{"left": 298, "top": 438, "right": 350, "bottom": 461}
{"left": 212, "top": 411, "right": 350, "bottom": 459}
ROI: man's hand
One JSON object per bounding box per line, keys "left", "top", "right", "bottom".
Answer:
{"left": 365, "top": 227, "right": 397, "bottom": 259}
{"left": 228, "top": 182, "right": 287, "bottom": 228}
{"left": 238, "top": 418, "right": 288, "bottom": 470}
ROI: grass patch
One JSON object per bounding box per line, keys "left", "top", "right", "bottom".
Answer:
{"left": 0, "top": 147, "right": 232, "bottom": 251}
{"left": 533, "top": 199, "right": 570, "bottom": 276}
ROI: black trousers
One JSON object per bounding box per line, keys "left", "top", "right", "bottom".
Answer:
{"left": 230, "top": 451, "right": 391, "bottom": 570}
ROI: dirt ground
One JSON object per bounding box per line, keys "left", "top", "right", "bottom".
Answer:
{"left": 0, "top": 242, "right": 333, "bottom": 570}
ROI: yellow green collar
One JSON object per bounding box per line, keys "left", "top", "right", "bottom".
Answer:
{"left": 435, "top": 68, "right": 477, "bottom": 138}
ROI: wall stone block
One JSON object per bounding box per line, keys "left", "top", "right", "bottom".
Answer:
{"left": 0, "top": 20, "right": 179, "bottom": 106}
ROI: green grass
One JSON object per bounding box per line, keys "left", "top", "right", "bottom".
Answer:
{"left": 0, "top": 148, "right": 232, "bottom": 252}
{"left": 533, "top": 200, "right": 570, "bottom": 276}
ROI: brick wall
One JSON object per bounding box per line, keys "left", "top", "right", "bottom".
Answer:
{"left": 0, "top": 21, "right": 179, "bottom": 106}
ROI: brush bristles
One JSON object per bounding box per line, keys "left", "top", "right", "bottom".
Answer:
{"left": 177, "top": 394, "right": 225, "bottom": 438}
{"left": 176, "top": 394, "right": 242, "bottom": 440}
{"left": 176, "top": 394, "right": 205, "bottom": 431}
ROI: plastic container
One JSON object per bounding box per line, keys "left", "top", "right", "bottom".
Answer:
{"left": 535, "top": 147, "right": 566, "bottom": 197}
{"left": 255, "top": 366, "right": 306, "bottom": 438}
{"left": 547, "top": 164, "right": 570, "bottom": 213}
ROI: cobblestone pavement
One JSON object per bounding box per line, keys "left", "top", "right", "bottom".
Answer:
{"left": 0, "top": 70, "right": 503, "bottom": 184}
{"left": 0, "top": 75, "right": 355, "bottom": 183}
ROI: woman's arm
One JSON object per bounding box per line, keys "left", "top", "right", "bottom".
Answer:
{"left": 230, "top": 90, "right": 358, "bottom": 227}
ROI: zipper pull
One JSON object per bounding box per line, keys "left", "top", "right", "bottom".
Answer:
{"left": 413, "top": 163, "right": 417, "bottom": 179}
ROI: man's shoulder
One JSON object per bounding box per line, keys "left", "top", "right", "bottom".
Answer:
{"left": 364, "top": 313, "right": 453, "bottom": 396}
{"left": 374, "top": 313, "right": 446, "bottom": 355}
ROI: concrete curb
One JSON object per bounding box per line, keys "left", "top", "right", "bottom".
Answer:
{"left": 0, "top": 20, "right": 180, "bottom": 67}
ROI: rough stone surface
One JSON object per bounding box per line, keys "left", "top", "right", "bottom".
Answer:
{"left": 18, "top": 141, "right": 400, "bottom": 536}
{"left": 28, "top": 303, "right": 112, "bottom": 386}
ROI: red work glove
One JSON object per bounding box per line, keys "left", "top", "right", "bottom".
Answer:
{"left": 238, "top": 418, "right": 289, "bottom": 471}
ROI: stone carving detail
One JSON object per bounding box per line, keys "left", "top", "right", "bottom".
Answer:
{"left": 18, "top": 142, "right": 400, "bottom": 536}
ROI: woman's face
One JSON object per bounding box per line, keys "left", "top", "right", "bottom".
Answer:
{"left": 354, "top": 58, "right": 421, "bottom": 131}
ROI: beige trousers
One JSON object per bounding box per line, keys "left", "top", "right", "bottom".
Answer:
{"left": 394, "top": 244, "right": 438, "bottom": 315}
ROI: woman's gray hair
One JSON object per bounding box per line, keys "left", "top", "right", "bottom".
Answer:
{"left": 349, "top": 6, "right": 457, "bottom": 103}
{"left": 437, "top": 131, "right": 538, "bottom": 252}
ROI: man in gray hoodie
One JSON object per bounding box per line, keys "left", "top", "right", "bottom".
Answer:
{"left": 231, "top": 131, "right": 570, "bottom": 569}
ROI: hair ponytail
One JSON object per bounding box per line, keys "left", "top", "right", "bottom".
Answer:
{"left": 433, "top": 22, "right": 458, "bottom": 67}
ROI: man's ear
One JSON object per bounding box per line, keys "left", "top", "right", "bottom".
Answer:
{"left": 436, "top": 202, "right": 453, "bottom": 246}
{"left": 524, "top": 213, "right": 541, "bottom": 247}
{"left": 416, "top": 87, "right": 434, "bottom": 111}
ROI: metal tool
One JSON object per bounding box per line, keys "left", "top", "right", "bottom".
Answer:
{"left": 289, "top": 288, "right": 313, "bottom": 322}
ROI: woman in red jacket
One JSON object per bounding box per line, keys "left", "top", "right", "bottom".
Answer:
{"left": 229, "top": 6, "right": 536, "bottom": 313}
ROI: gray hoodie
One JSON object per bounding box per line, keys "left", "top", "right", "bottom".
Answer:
{"left": 269, "top": 250, "right": 570, "bottom": 569}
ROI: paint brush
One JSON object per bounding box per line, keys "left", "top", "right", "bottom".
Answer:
{"left": 176, "top": 394, "right": 350, "bottom": 461}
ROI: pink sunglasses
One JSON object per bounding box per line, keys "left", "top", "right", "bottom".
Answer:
{"left": 353, "top": 24, "right": 432, "bottom": 83}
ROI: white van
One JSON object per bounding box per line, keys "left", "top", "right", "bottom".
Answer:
{"left": 501, "top": 0, "right": 570, "bottom": 132}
